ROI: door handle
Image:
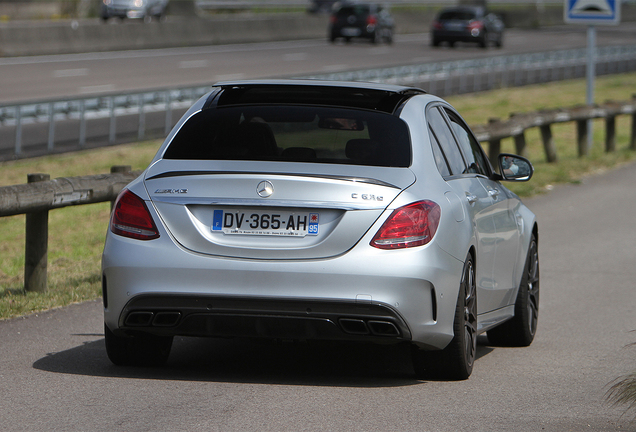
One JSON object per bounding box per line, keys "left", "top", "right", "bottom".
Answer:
{"left": 488, "top": 189, "right": 500, "bottom": 199}
{"left": 466, "top": 193, "right": 478, "bottom": 205}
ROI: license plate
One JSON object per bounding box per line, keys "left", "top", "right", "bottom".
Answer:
{"left": 341, "top": 27, "right": 361, "bottom": 37}
{"left": 212, "top": 209, "right": 319, "bottom": 236}
{"left": 445, "top": 22, "right": 465, "bottom": 31}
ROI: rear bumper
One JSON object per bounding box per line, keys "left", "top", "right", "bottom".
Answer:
{"left": 113, "top": 294, "right": 412, "bottom": 343}
{"left": 102, "top": 210, "right": 464, "bottom": 350}
{"left": 101, "top": 5, "right": 145, "bottom": 18}
{"left": 331, "top": 25, "right": 376, "bottom": 40}
{"left": 432, "top": 30, "right": 482, "bottom": 43}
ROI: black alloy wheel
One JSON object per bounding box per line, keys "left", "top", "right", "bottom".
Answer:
{"left": 487, "top": 234, "right": 539, "bottom": 347}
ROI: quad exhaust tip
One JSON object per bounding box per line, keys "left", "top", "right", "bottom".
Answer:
{"left": 339, "top": 318, "right": 400, "bottom": 337}
{"left": 124, "top": 311, "right": 181, "bottom": 327}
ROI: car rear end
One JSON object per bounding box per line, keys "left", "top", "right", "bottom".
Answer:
{"left": 431, "top": 7, "right": 484, "bottom": 45}
{"left": 330, "top": 3, "right": 377, "bottom": 41}
{"left": 102, "top": 81, "right": 463, "bottom": 355}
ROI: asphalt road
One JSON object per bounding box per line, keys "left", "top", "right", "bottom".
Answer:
{"left": 1, "top": 23, "right": 636, "bottom": 104}
{"left": 1, "top": 159, "right": 635, "bottom": 431}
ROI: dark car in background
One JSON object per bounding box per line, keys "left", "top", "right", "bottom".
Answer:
{"left": 329, "top": 2, "right": 394, "bottom": 44}
{"left": 431, "top": 6, "right": 504, "bottom": 48}
{"left": 100, "top": 0, "right": 169, "bottom": 22}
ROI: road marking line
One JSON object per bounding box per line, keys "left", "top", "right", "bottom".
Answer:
{"left": 53, "top": 68, "right": 89, "bottom": 78}
{"left": 283, "top": 53, "right": 308, "bottom": 61}
{"left": 79, "top": 84, "right": 116, "bottom": 94}
{"left": 178, "top": 60, "right": 209, "bottom": 69}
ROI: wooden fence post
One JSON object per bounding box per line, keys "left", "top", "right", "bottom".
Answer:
{"left": 514, "top": 133, "right": 527, "bottom": 157}
{"left": 24, "top": 173, "right": 50, "bottom": 293}
{"left": 577, "top": 120, "right": 588, "bottom": 157}
{"left": 487, "top": 118, "right": 501, "bottom": 165}
{"left": 605, "top": 115, "right": 616, "bottom": 152}
{"left": 110, "top": 165, "right": 132, "bottom": 210}
{"left": 631, "top": 110, "right": 636, "bottom": 151}
{"left": 540, "top": 124, "right": 558, "bottom": 163}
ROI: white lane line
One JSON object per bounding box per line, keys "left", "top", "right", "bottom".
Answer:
{"left": 178, "top": 60, "right": 209, "bottom": 69}
{"left": 283, "top": 53, "right": 308, "bottom": 61}
{"left": 53, "top": 68, "right": 89, "bottom": 78}
{"left": 79, "top": 84, "right": 116, "bottom": 94}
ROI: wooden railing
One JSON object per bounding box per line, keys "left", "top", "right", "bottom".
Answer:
{"left": 473, "top": 96, "right": 636, "bottom": 163}
{"left": 1, "top": 97, "right": 636, "bottom": 293}
{"left": 0, "top": 166, "right": 140, "bottom": 293}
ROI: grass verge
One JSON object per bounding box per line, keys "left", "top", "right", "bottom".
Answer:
{"left": 1, "top": 73, "right": 635, "bottom": 320}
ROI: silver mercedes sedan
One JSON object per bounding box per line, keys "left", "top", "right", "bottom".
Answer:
{"left": 102, "top": 80, "right": 539, "bottom": 380}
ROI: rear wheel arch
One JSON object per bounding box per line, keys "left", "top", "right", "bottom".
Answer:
{"left": 412, "top": 249, "right": 477, "bottom": 380}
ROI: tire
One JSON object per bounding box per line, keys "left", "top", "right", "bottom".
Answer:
{"left": 371, "top": 30, "right": 380, "bottom": 44}
{"left": 412, "top": 254, "right": 477, "bottom": 380}
{"left": 384, "top": 29, "right": 393, "bottom": 45}
{"left": 478, "top": 32, "right": 487, "bottom": 48}
{"left": 104, "top": 323, "right": 173, "bottom": 366}
{"left": 487, "top": 234, "right": 539, "bottom": 347}
{"left": 495, "top": 32, "right": 503, "bottom": 48}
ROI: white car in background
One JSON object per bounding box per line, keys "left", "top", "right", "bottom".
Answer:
{"left": 100, "top": 0, "right": 168, "bottom": 22}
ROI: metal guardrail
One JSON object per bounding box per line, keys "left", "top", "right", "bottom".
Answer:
{"left": 300, "top": 45, "right": 636, "bottom": 87}
{"left": 1, "top": 45, "right": 635, "bottom": 159}
{"left": 0, "top": 86, "right": 214, "bottom": 157}
{"left": 194, "top": 0, "right": 566, "bottom": 9}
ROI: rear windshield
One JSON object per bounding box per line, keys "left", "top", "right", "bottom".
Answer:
{"left": 163, "top": 106, "right": 411, "bottom": 167}
{"left": 336, "top": 5, "right": 370, "bottom": 17}
{"left": 439, "top": 11, "right": 476, "bottom": 20}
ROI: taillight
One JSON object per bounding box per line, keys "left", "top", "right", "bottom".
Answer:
{"left": 371, "top": 201, "right": 440, "bottom": 249}
{"left": 366, "top": 15, "right": 377, "bottom": 25}
{"left": 110, "top": 189, "right": 160, "bottom": 240}
{"left": 432, "top": 20, "right": 443, "bottom": 30}
{"left": 468, "top": 20, "right": 484, "bottom": 31}
{"left": 329, "top": 15, "right": 337, "bottom": 24}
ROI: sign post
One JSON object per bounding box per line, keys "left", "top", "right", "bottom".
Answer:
{"left": 564, "top": 0, "right": 621, "bottom": 151}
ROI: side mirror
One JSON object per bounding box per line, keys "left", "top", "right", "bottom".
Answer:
{"left": 498, "top": 153, "right": 533, "bottom": 182}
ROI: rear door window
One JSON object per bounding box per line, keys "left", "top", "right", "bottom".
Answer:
{"left": 427, "top": 106, "right": 466, "bottom": 175}
{"left": 443, "top": 108, "right": 489, "bottom": 176}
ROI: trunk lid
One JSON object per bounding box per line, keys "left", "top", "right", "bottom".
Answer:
{"left": 144, "top": 160, "right": 415, "bottom": 259}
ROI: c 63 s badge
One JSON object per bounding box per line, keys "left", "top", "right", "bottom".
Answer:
{"left": 155, "top": 189, "right": 188, "bottom": 194}
{"left": 351, "top": 193, "right": 383, "bottom": 201}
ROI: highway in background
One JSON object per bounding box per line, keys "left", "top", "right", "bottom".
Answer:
{"left": 1, "top": 23, "right": 635, "bottom": 105}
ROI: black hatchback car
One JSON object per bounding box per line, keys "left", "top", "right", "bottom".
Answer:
{"left": 431, "top": 6, "right": 504, "bottom": 48}
{"left": 329, "top": 2, "right": 394, "bottom": 44}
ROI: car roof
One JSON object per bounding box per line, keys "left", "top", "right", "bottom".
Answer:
{"left": 206, "top": 79, "right": 426, "bottom": 114}
{"left": 333, "top": 1, "right": 379, "bottom": 8}
{"left": 438, "top": 5, "right": 486, "bottom": 15}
